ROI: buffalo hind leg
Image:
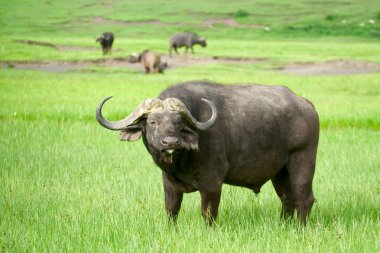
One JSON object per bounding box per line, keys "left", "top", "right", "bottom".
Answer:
{"left": 200, "top": 190, "right": 222, "bottom": 226}
{"left": 272, "top": 167, "right": 295, "bottom": 221}
{"left": 287, "top": 148, "right": 316, "bottom": 225}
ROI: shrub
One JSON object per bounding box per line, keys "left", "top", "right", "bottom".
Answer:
{"left": 234, "top": 10, "right": 249, "bottom": 19}
{"left": 325, "top": 14, "right": 340, "bottom": 21}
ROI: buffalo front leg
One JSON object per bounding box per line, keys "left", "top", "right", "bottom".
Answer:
{"left": 200, "top": 190, "right": 222, "bottom": 226}
{"left": 169, "top": 46, "right": 173, "bottom": 57}
{"left": 163, "top": 178, "right": 183, "bottom": 223}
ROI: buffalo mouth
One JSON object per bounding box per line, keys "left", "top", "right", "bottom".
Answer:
{"left": 161, "top": 148, "right": 180, "bottom": 156}
{"left": 160, "top": 148, "right": 180, "bottom": 164}
{"left": 163, "top": 149, "right": 175, "bottom": 154}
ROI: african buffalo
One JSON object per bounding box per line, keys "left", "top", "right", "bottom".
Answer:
{"left": 129, "top": 50, "right": 166, "bottom": 74}
{"left": 169, "top": 32, "right": 206, "bottom": 57}
{"left": 96, "top": 81, "right": 319, "bottom": 225}
{"left": 96, "top": 32, "right": 114, "bottom": 55}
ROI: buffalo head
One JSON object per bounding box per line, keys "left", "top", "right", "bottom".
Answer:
{"left": 96, "top": 97, "right": 217, "bottom": 164}
{"left": 198, "top": 38, "right": 207, "bottom": 47}
{"left": 129, "top": 52, "right": 141, "bottom": 63}
{"left": 95, "top": 34, "right": 106, "bottom": 43}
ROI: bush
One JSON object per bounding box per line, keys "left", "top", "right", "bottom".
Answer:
{"left": 234, "top": 10, "right": 249, "bottom": 19}
{"left": 325, "top": 14, "right": 340, "bottom": 21}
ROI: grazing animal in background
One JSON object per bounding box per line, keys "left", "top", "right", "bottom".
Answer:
{"left": 96, "top": 81, "right": 319, "bottom": 226}
{"left": 129, "top": 50, "right": 166, "bottom": 74}
{"left": 169, "top": 32, "right": 206, "bottom": 57}
{"left": 96, "top": 32, "right": 114, "bottom": 55}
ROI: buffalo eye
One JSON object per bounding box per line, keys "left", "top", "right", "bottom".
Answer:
{"left": 148, "top": 120, "right": 158, "bottom": 126}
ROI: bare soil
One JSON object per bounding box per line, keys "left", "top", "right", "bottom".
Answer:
{"left": 2, "top": 57, "right": 379, "bottom": 75}
{"left": 90, "top": 16, "right": 267, "bottom": 29}
{"left": 91, "top": 16, "right": 190, "bottom": 27}
{"left": 5, "top": 41, "right": 380, "bottom": 75}
{"left": 15, "top": 40, "right": 98, "bottom": 51}
{"left": 0, "top": 55, "right": 266, "bottom": 73}
{"left": 203, "top": 18, "right": 268, "bottom": 29}
{"left": 278, "top": 59, "right": 380, "bottom": 75}
{"left": 1, "top": 61, "right": 86, "bottom": 73}
{"left": 162, "top": 54, "right": 266, "bottom": 69}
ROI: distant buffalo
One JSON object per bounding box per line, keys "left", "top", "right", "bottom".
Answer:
{"left": 96, "top": 32, "right": 114, "bottom": 55}
{"left": 169, "top": 32, "right": 206, "bottom": 57}
{"left": 130, "top": 50, "right": 167, "bottom": 74}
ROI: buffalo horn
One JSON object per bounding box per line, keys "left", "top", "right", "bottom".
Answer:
{"left": 96, "top": 97, "right": 217, "bottom": 131}
{"left": 96, "top": 97, "right": 162, "bottom": 130}
{"left": 166, "top": 98, "right": 217, "bottom": 130}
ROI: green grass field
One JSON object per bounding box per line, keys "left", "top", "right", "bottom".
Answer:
{"left": 1, "top": 0, "right": 379, "bottom": 252}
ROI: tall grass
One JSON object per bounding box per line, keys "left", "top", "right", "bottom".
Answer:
{"left": 1, "top": 119, "right": 379, "bottom": 252}
{"left": 1, "top": 63, "right": 379, "bottom": 252}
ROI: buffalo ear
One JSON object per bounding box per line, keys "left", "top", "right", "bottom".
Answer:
{"left": 181, "top": 127, "right": 199, "bottom": 151}
{"left": 120, "top": 127, "right": 142, "bottom": 142}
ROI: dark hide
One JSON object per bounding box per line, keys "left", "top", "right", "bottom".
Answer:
{"left": 169, "top": 32, "right": 207, "bottom": 57}
{"left": 96, "top": 32, "right": 114, "bottom": 55}
{"left": 97, "top": 81, "right": 319, "bottom": 226}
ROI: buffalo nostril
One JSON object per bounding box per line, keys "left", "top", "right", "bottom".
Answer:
{"left": 161, "top": 136, "right": 180, "bottom": 146}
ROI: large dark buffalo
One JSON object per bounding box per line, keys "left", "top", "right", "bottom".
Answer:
{"left": 96, "top": 81, "right": 319, "bottom": 225}
{"left": 96, "top": 32, "right": 114, "bottom": 55}
{"left": 169, "top": 32, "right": 206, "bottom": 57}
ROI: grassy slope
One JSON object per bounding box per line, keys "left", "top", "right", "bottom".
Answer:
{"left": 1, "top": 0, "right": 380, "bottom": 61}
{"left": 1, "top": 0, "right": 379, "bottom": 39}
{"left": 1, "top": 0, "right": 379, "bottom": 252}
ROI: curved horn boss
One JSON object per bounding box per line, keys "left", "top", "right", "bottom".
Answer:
{"left": 96, "top": 97, "right": 217, "bottom": 131}
{"left": 96, "top": 97, "right": 163, "bottom": 130}
{"left": 163, "top": 98, "right": 217, "bottom": 130}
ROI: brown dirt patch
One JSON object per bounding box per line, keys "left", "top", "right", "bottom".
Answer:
{"left": 91, "top": 16, "right": 175, "bottom": 27}
{"left": 1, "top": 61, "right": 87, "bottom": 73}
{"left": 0, "top": 55, "right": 266, "bottom": 73}
{"left": 161, "top": 54, "right": 266, "bottom": 69}
{"left": 0, "top": 61, "right": 90, "bottom": 73}
{"left": 15, "top": 40, "right": 98, "bottom": 51}
{"left": 91, "top": 16, "right": 266, "bottom": 29}
{"left": 203, "top": 18, "right": 268, "bottom": 29}
{"left": 15, "top": 40, "right": 57, "bottom": 49}
{"left": 279, "top": 59, "right": 380, "bottom": 75}
{"left": 3, "top": 56, "right": 378, "bottom": 76}
{"left": 0, "top": 58, "right": 143, "bottom": 73}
